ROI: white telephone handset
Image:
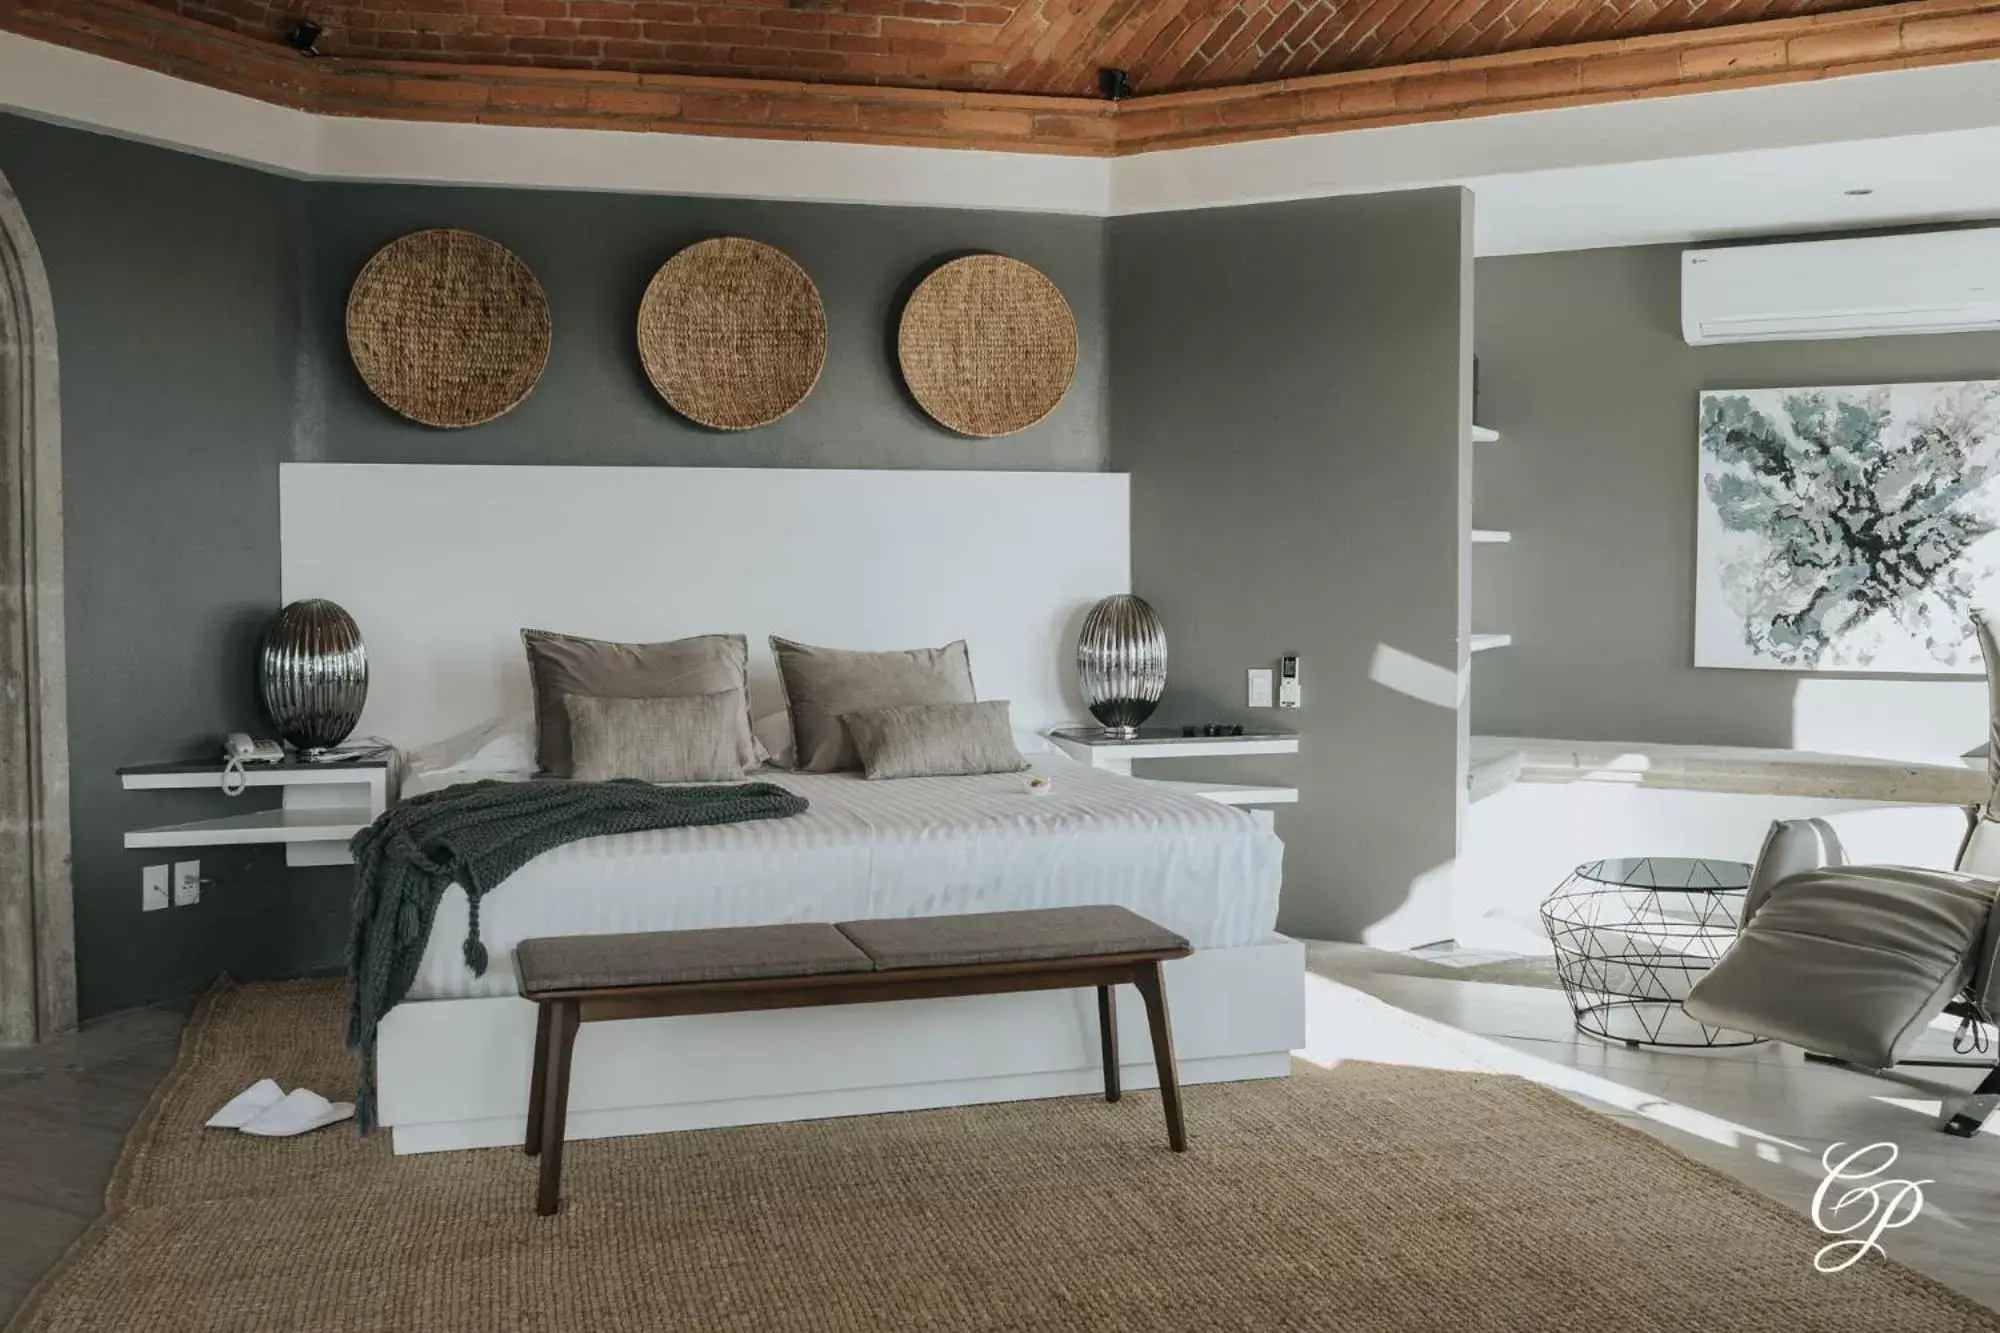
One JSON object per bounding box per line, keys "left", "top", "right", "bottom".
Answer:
{"left": 225, "top": 733, "right": 284, "bottom": 763}
{"left": 222, "top": 733, "right": 284, "bottom": 794}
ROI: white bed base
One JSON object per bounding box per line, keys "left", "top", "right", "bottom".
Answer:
{"left": 378, "top": 935, "right": 1304, "bottom": 1155}
{"left": 286, "top": 464, "right": 1297, "bottom": 1152}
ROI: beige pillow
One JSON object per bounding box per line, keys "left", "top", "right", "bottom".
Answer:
{"left": 522, "top": 630, "right": 752, "bottom": 777}
{"left": 843, "top": 701, "right": 1028, "bottom": 780}
{"left": 771, "top": 636, "right": 975, "bottom": 773}
{"left": 563, "top": 691, "right": 756, "bottom": 783}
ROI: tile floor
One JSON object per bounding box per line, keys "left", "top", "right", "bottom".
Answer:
{"left": 0, "top": 1003, "right": 187, "bottom": 1323}
{"left": 1305, "top": 942, "right": 2000, "bottom": 1312}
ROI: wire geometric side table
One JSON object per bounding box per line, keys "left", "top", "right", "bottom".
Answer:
{"left": 1539, "top": 857, "right": 1765, "bottom": 1050}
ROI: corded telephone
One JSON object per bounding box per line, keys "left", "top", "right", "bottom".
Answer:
{"left": 224, "top": 733, "right": 285, "bottom": 765}
{"left": 222, "top": 732, "right": 284, "bottom": 795}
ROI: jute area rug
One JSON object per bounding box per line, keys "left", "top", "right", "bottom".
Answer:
{"left": 13, "top": 980, "right": 1996, "bottom": 1333}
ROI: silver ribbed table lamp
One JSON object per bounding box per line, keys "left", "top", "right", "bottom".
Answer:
{"left": 259, "top": 599, "right": 368, "bottom": 755}
{"left": 1076, "top": 593, "right": 1167, "bottom": 738}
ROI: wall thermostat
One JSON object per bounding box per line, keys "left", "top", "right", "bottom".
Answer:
{"left": 1278, "top": 655, "right": 1301, "bottom": 709}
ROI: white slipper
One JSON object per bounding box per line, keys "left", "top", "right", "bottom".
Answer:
{"left": 205, "top": 1078, "right": 286, "bottom": 1130}
{"left": 238, "top": 1088, "right": 355, "bottom": 1138}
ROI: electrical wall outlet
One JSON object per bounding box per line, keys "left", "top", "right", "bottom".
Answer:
{"left": 142, "top": 864, "right": 170, "bottom": 912}
{"left": 172, "top": 860, "right": 202, "bottom": 907}
{"left": 1246, "top": 668, "right": 1273, "bottom": 708}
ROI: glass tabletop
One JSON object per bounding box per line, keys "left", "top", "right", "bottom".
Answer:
{"left": 1571, "top": 857, "right": 1751, "bottom": 892}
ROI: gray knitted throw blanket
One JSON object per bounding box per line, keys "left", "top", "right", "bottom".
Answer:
{"left": 345, "top": 777, "right": 809, "bottom": 1131}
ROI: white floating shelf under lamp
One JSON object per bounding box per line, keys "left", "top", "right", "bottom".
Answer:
{"left": 1470, "top": 633, "right": 1513, "bottom": 652}
{"left": 120, "top": 758, "right": 392, "bottom": 866}
{"left": 1472, "top": 529, "right": 1511, "bottom": 544}
{"left": 122, "top": 806, "right": 372, "bottom": 850}
{"left": 1044, "top": 727, "right": 1301, "bottom": 829}
{"left": 1140, "top": 779, "right": 1301, "bottom": 806}
{"left": 1472, "top": 425, "right": 1500, "bottom": 443}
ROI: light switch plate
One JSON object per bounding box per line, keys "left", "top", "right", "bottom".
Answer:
{"left": 143, "top": 864, "right": 169, "bottom": 912}
{"left": 172, "top": 860, "right": 202, "bottom": 907}
{"left": 1247, "top": 668, "right": 1274, "bottom": 708}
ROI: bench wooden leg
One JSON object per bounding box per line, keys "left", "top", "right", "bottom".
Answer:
{"left": 536, "top": 1000, "right": 580, "bottom": 1216}
{"left": 1097, "top": 984, "right": 1120, "bottom": 1103}
{"left": 1133, "top": 962, "right": 1186, "bottom": 1152}
{"left": 524, "top": 1001, "right": 552, "bottom": 1156}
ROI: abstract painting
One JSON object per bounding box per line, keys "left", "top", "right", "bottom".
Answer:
{"left": 1695, "top": 380, "right": 2000, "bottom": 673}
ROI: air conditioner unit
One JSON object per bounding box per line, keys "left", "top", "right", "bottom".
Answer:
{"left": 1681, "top": 228, "right": 2000, "bottom": 345}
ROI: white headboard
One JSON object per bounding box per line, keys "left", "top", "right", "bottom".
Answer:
{"left": 280, "top": 464, "right": 1129, "bottom": 750}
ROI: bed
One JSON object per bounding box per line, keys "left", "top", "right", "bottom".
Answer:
{"left": 406, "top": 756, "right": 1284, "bottom": 1002}
{"left": 287, "top": 463, "right": 1306, "bottom": 1155}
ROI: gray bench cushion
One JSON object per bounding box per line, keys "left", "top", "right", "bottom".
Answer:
{"left": 516, "top": 923, "right": 871, "bottom": 994}
{"left": 836, "top": 905, "right": 1188, "bottom": 971}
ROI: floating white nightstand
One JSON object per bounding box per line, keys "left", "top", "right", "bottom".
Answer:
{"left": 1046, "top": 726, "right": 1299, "bottom": 828}
{"left": 1470, "top": 633, "right": 1513, "bottom": 653}
{"left": 1472, "top": 425, "right": 1500, "bottom": 444}
{"left": 1139, "top": 780, "right": 1301, "bottom": 806}
{"left": 120, "top": 757, "right": 393, "bottom": 867}
{"left": 1471, "top": 529, "right": 1512, "bottom": 544}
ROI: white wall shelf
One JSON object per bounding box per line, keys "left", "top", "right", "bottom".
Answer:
{"left": 1471, "top": 633, "right": 1514, "bottom": 653}
{"left": 120, "top": 763, "right": 382, "bottom": 792}
{"left": 124, "top": 806, "right": 373, "bottom": 851}
{"left": 1046, "top": 730, "right": 1300, "bottom": 766}
{"left": 1472, "top": 529, "right": 1512, "bottom": 544}
{"left": 1140, "top": 779, "right": 1300, "bottom": 806}
{"left": 120, "top": 757, "right": 393, "bottom": 866}
{"left": 1046, "top": 726, "right": 1300, "bottom": 827}
{"left": 1472, "top": 425, "right": 1500, "bottom": 444}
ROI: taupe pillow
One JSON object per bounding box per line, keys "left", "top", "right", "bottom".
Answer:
{"left": 844, "top": 701, "right": 1028, "bottom": 780}
{"left": 522, "top": 630, "right": 752, "bottom": 777}
{"left": 563, "top": 690, "right": 755, "bottom": 783}
{"left": 771, "top": 636, "right": 975, "bottom": 773}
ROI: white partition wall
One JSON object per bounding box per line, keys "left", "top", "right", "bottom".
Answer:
{"left": 280, "top": 464, "right": 1130, "bottom": 751}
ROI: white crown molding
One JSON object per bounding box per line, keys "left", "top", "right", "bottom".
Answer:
{"left": 1465, "top": 123, "right": 2000, "bottom": 255}
{"left": 1111, "top": 57, "right": 2000, "bottom": 253}
{"left": 1112, "top": 58, "right": 2000, "bottom": 215}
{"left": 2, "top": 32, "right": 324, "bottom": 179}
{"left": 6, "top": 28, "right": 2000, "bottom": 253}
{"left": 0, "top": 33, "right": 1112, "bottom": 215}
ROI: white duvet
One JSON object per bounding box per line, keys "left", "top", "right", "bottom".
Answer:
{"left": 404, "top": 759, "right": 1285, "bottom": 1001}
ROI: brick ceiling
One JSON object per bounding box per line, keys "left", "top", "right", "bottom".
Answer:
{"left": 142, "top": 0, "right": 1882, "bottom": 95}
{"left": 14, "top": 0, "right": 2000, "bottom": 155}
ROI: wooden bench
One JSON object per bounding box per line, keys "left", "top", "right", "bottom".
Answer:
{"left": 515, "top": 905, "right": 1193, "bottom": 1215}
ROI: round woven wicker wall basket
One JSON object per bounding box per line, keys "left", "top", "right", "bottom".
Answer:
{"left": 897, "top": 255, "right": 1077, "bottom": 438}
{"left": 637, "top": 237, "right": 828, "bottom": 431}
{"left": 345, "top": 229, "right": 551, "bottom": 429}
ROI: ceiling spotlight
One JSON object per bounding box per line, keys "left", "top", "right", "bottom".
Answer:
{"left": 286, "top": 19, "right": 325, "bottom": 57}
{"left": 1844, "top": 187, "right": 1876, "bottom": 197}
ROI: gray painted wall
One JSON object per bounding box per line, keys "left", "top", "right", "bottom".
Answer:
{"left": 0, "top": 111, "right": 1110, "bottom": 1019}
{"left": 1471, "top": 244, "right": 2000, "bottom": 758}
{"left": 0, "top": 116, "right": 347, "bottom": 1021}
{"left": 1111, "top": 189, "right": 1474, "bottom": 942}
{"left": 298, "top": 184, "right": 1106, "bottom": 469}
